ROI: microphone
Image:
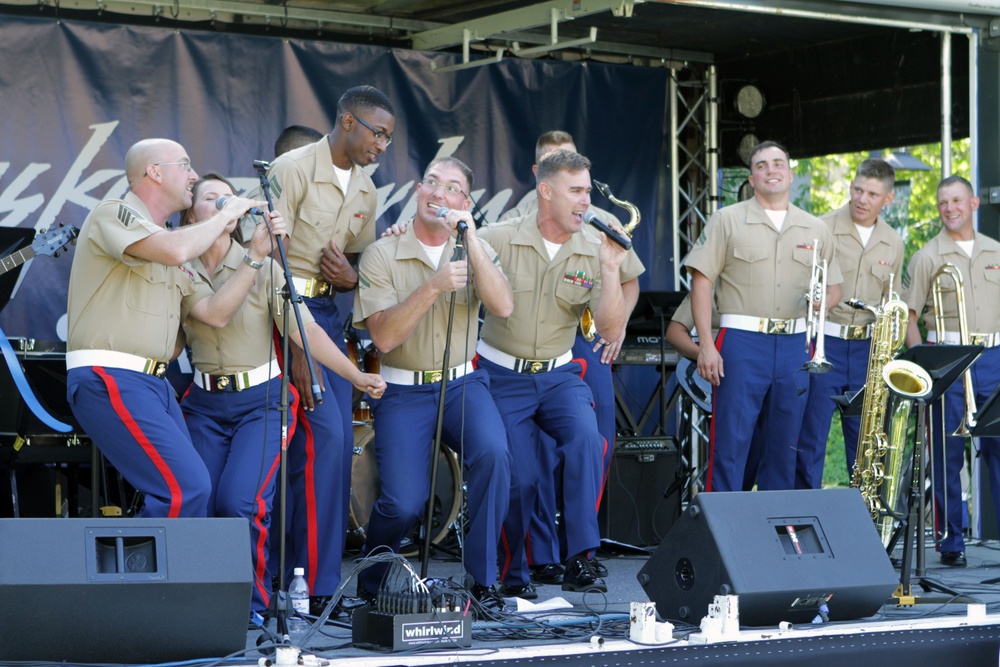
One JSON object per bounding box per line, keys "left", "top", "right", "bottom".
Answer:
{"left": 435, "top": 206, "right": 468, "bottom": 233}
{"left": 215, "top": 196, "right": 266, "bottom": 217}
{"left": 583, "top": 210, "right": 632, "bottom": 250}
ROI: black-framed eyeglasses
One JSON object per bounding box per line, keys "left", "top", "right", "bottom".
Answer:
{"left": 353, "top": 115, "right": 393, "bottom": 147}
{"left": 421, "top": 177, "right": 466, "bottom": 197}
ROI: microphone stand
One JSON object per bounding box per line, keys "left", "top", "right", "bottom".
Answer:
{"left": 420, "top": 224, "right": 466, "bottom": 579}
{"left": 252, "top": 160, "right": 323, "bottom": 641}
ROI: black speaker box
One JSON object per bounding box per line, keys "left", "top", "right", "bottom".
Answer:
{"left": 0, "top": 518, "right": 253, "bottom": 663}
{"left": 600, "top": 436, "right": 681, "bottom": 546}
{"left": 637, "top": 488, "right": 899, "bottom": 626}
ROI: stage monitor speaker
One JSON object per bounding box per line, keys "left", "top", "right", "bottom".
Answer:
{"left": 600, "top": 436, "right": 681, "bottom": 546}
{"left": 637, "top": 488, "right": 899, "bottom": 626}
{"left": 0, "top": 517, "right": 252, "bottom": 663}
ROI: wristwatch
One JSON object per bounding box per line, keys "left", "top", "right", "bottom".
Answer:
{"left": 243, "top": 252, "right": 265, "bottom": 270}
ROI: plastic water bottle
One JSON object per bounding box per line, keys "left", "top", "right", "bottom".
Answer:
{"left": 287, "top": 567, "right": 310, "bottom": 643}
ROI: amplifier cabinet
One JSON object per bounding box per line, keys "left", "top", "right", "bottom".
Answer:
{"left": 600, "top": 436, "right": 681, "bottom": 547}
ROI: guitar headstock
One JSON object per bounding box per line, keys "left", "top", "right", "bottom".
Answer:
{"left": 32, "top": 224, "right": 79, "bottom": 258}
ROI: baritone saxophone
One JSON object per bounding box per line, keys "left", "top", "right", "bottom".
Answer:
{"left": 579, "top": 180, "right": 640, "bottom": 342}
{"left": 849, "top": 276, "right": 932, "bottom": 546}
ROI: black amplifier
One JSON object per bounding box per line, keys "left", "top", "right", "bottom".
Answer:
{"left": 616, "top": 335, "right": 679, "bottom": 367}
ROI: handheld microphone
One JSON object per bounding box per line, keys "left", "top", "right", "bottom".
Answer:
{"left": 435, "top": 206, "right": 468, "bottom": 233}
{"left": 583, "top": 210, "right": 632, "bottom": 250}
{"left": 215, "top": 196, "right": 266, "bottom": 217}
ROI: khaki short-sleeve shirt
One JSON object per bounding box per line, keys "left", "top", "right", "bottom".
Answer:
{"left": 353, "top": 227, "right": 502, "bottom": 369}
{"left": 683, "top": 198, "right": 841, "bottom": 319}
{"left": 182, "top": 241, "right": 314, "bottom": 373}
{"left": 903, "top": 230, "right": 1000, "bottom": 334}
{"left": 66, "top": 192, "right": 212, "bottom": 360}
{"left": 267, "top": 136, "right": 377, "bottom": 278}
{"left": 478, "top": 215, "right": 604, "bottom": 359}
{"left": 823, "top": 205, "right": 905, "bottom": 326}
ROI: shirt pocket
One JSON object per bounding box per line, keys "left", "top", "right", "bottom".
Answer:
{"left": 554, "top": 276, "right": 593, "bottom": 307}
{"left": 126, "top": 262, "right": 169, "bottom": 314}
{"left": 298, "top": 205, "right": 331, "bottom": 232}
{"left": 732, "top": 246, "right": 768, "bottom": 286}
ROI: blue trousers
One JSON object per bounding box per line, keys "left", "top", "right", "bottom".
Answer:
{"left": 281, "top": 296, "right": 353, "bottom": 596}
{"left": 708, "top": 329, "right": 810, "bottom": 492}
{"left": 930, "top": 345, "right": 1000, "bottom": 553}
{"left": 479, "top": 357, "right": 604, "bottom": 587}
{"left": 795, "top": 336, "right": 871, "bottom": 489}
{"left": 528, "top": 334, "right": 611, "bottom": 567}
{"left": 67, "top": 367, "right": 211, "bottom": 518}
{"left": 358, "top": 369, "right": 510, "bottom": 593}
{"left": 182, "top": 378, "right": 289, "bottom": 615}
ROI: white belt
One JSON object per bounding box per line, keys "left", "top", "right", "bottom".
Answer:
{"left": 476, "top": 340, "right": 573, "bottom": 374}
{"left": 928, "top": 330, "right": 1000, "bottom": 348}
{"left": 719, "top": 314, "right": 807, "bottom": 335}
{"left": 66, "top": 349, "right": 168, "bottom": 377}
{"left": 291, "top": 275, "right": 332, "bottom": 298}
{"left": 824, "top": 321, "right": 873, "bottom": 340}
{"left": 380, "top": 362, "right": 473, "bottom": 386}
{"left": 193, "top": 361, "right": 280, "bottom": 392}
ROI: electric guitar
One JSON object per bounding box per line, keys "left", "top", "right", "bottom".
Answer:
{"left": 0, "top": 225, "right": 79, "bottom": 276}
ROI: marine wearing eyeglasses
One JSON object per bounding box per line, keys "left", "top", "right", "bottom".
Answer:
{"left": 266, "top": 84, "right": 396, "bottom": 615}
{"left": 65, "top": 138, "right": 280, "bottom": 521}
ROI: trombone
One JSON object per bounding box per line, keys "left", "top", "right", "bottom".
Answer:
{"left": 931, "top": 263, "right": 978, "bottom": 436}
{"left": 804, "top": 238, "right": 833, "bottom": 373}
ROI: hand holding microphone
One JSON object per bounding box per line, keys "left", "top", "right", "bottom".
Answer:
{"left": 583, "top": 210, "right": 632, "bottom": 250}
{"left": 434, "top": 205, "right": 469, "bottom": 233}
{"left": 215, "top": 195, "right": 267, "bottom": 218}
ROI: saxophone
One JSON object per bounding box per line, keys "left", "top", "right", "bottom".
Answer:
{"left": 580, "top": 180, "right": 640, "bottom": 341}
{"left": 849, "top": 279, "right": 932, "bottom": 546}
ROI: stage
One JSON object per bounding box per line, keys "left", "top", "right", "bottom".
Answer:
{"left": 241, "top": 538, "right": 1000, "bottom": 667}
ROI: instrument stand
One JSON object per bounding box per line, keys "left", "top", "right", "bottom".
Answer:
{"left": 419, "top": 228, "right": 467, "bottom": 578}
{"left": 254, "top": 162, "right": 324, "bottom": 642}
{"left": 891, "top": 344, "right": 981, "bottom": 605}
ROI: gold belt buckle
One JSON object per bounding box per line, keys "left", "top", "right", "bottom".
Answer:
{"left": 767, "top": 319, "right": 789, "bottom": 335}
{"left": 420, "top": 370, "right": 443, "bottom": 384}
{"left": 144, "top": 359, "right": 168, "bottom": 378}
{"left": 846, "top": 325, "right": 866, "bottom": 340}
{"left": 970, "top": 333, "right": 988, "bottom": 347}
{"left": 519, "top": 359, "right": 549, "bottom": 374}
{"left": 215, "top": 375, "right": 231, "bottom": 391}
{"left": 303, "top": 278, "right": 331, "bottom": 298}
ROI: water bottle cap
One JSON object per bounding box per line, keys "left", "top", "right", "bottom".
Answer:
{"left": 293, "top": 567, "right": 305, "bottom": 576}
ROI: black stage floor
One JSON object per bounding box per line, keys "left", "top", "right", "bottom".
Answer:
{"left": 240, "top": 537, "right": 1000, "bottom": 667}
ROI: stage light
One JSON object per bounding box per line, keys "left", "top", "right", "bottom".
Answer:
{"left": 738, "top": 132, "right": 760, "bottom": 165}
{"left": 735, "top": 84, "right": 765, "bottom": 119}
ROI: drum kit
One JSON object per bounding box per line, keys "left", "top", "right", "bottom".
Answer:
{"left": 344, "top": 329, "right": 462, "bottom": 556}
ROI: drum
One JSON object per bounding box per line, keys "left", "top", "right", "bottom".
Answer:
{"left": 347, "top": 424, "right": 462, "bottom": 557}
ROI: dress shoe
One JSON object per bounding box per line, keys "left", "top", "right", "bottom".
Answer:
{"left": 940, "top": 551, "right": 967, "bottom": 567}
{"left": 470, "top": 583, "right": 507, "bottom": 616}
{"left": 499, "top": 581, "right": 539, "bottom": 600}
{"left": 530, "top": 563, "right": 565, "bottom": 585}
{"left": 562, "top": 556, "right": 607, "bottom": 593}
{"left": 589, "top": 557, "right": 608, "bottom": 578}
{"left": 309, "top": 595, "right": 332, "bottom": 617}
{"left": 356, "top": 585, "right": 378, "bottom": 606}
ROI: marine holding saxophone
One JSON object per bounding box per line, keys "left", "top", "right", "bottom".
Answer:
{"left": 901, "top": 175, "right": 1000, "bottom": 568}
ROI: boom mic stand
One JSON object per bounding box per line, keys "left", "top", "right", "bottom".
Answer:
{"left": 420, "top": 223, "right": 466, "bottom": 579}
{"left": 252, "top": 160, "right": 324, "bottom": 641}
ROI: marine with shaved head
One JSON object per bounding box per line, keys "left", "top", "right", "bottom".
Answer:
{"left": 65, "top": 137, "right": 284, "bottom": 518}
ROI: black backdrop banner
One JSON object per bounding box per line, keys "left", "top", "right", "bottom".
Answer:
{"left": 0, "top": 15, "right": 672, "bottom": 340}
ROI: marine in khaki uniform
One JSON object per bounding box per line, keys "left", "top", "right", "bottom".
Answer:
{"left": 477, "top": 149, "right": 628, "bottom": 595}
{"left": 498, "top": 131, "right": 644, "bottom": 588}
{"left": 795, "top": 159, "right": 905, "bottom": 489}
{"left": 685, "top": 140, "right": 842, "bottom": 493}
{"left": 266, "top": 85, "right": 394, "bottom": 608}
{"left": 902, "top": 175, "right": 1000, "bottom": 567}
{"left": 353, "top": 157, "right": 512, "bottom": 611}
{"left": 178, "top": 173, "right": 384, "bottom": 622}
{"left": 65, "top": 138, "right": 280, "bottom": 519}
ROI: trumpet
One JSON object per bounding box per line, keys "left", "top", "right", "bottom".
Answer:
{"left": 803, "top": 238, "right": 833, "bottom": 374}
{"left": 931, "top": 263, "right": 977, "bottom": 436}
{"left": 579, "top": 180, "right": 640, "bottom": 342}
